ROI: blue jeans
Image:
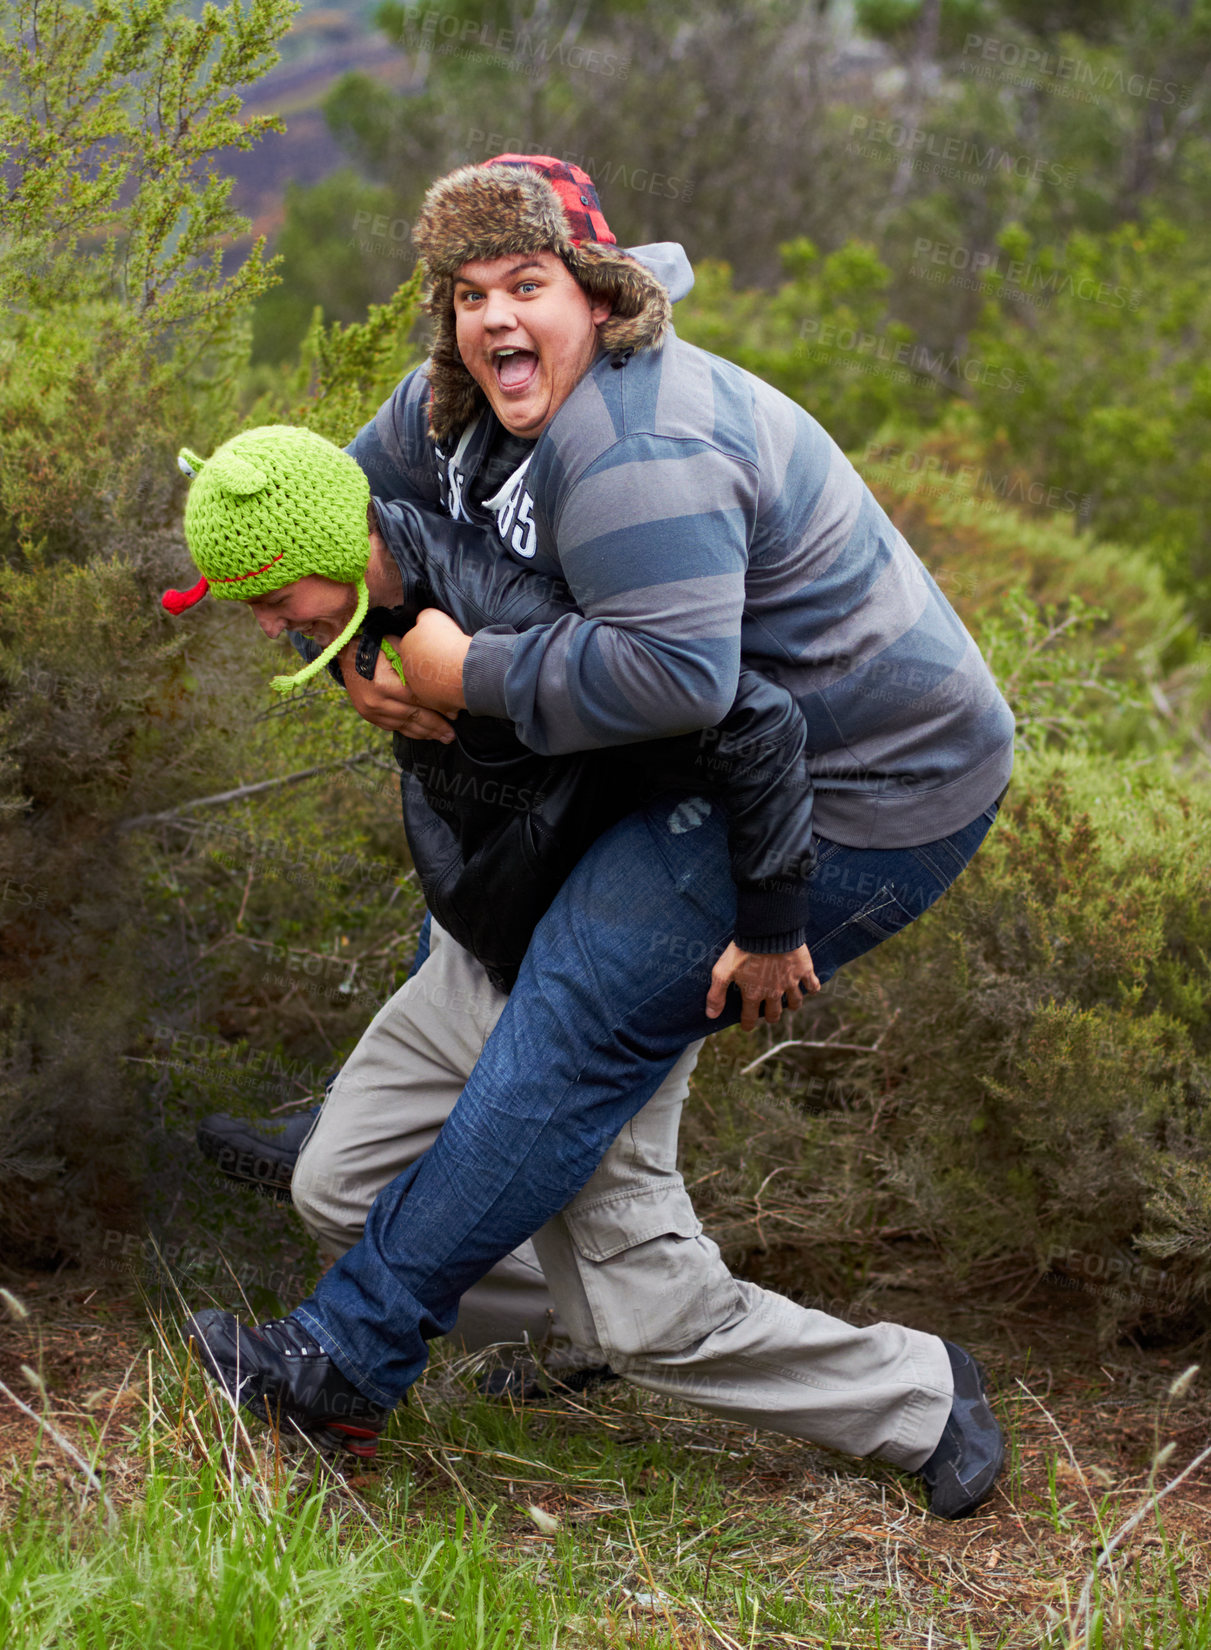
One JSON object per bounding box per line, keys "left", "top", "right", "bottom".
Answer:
{"left": 297, "top": 794, "right": 1001, "bottom": 1407}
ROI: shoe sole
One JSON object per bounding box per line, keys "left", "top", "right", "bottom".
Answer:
{"left": 248, "top": 1394, "right": 382, "bottom": 1460}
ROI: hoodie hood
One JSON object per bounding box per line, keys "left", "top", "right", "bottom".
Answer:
{"left": 624, "top": 242, "right": 695, "bottom": 304}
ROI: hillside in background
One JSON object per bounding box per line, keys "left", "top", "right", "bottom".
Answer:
{"left": 220, "top": 3, "right": 417, "bottom": 253}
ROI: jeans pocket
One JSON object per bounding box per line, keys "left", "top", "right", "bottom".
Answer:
{"left": 814, "top": 882, "right": 917, "bottom": 975}
{"left": 564, "top": 1182, "right": 728, "bottom": 1359}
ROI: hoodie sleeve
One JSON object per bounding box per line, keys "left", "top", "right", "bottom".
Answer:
{"left": 345, "top": 366, "right": 442, "bottom": 506}
{"left": 462, "top": 431, "right": 754, "bottom": 754}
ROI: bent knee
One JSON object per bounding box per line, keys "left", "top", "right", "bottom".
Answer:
{"left": 290, "top": 1150, "right": 368, "bottom": 1255}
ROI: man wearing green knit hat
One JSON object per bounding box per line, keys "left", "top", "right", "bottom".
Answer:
{"left": 164, "top": 424, "right": 417, "bottom": 704}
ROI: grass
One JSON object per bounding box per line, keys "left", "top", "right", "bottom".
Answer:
{"left": 3, "top": 1464, "right": 565, "bottom": 1649}
{"left": 2, "top": 1283, "right": 1210, "bottom": 1650}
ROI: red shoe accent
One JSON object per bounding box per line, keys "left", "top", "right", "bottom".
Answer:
{"left": 326, "top": 1422, "right": 380, "bottom": 1459}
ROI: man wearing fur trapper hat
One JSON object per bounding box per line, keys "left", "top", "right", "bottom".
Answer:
{"left": 186, "top": 156, "right": 1013, "bottom": 1519}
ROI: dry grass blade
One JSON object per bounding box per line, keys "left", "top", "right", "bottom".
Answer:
{"left": 1067, "top": 1435, "right": 1211, "bottom": 1650}
{"left": 0, "top": 1376, "right": 118, "bottom": 1533}
{"left": 1014, "top": 1377, "right": 1104, "bottom": 1524}
{"left": 143, "top": 1296, "right": 269, "bottom": 1500}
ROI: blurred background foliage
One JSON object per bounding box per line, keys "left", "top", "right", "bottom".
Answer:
{"left": 2, "top": 0, "right": 1211, "bottom": 1345}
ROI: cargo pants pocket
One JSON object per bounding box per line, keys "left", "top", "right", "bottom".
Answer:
{"left": 563, "top": 1182, "right": 745, "bottom": 1363}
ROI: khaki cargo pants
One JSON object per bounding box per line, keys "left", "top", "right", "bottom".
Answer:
{"left": 292, "top": 919, "right": 952, "bottom": 1469}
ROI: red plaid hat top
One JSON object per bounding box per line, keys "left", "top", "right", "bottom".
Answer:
{"left": 485, "top": 153, "right": 617, "bottom": 246}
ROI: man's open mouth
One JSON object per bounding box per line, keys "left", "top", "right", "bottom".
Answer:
{"left": 493, "top": 348, "right": 538, "bottom": 391}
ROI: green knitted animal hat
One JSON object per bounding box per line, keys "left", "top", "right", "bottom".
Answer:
{"left": 163, "top": 425, "right": 373, "bottom": 694}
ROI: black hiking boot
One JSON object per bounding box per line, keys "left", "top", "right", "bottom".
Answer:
{"left": 476, "top": 1361, "right": 620, "bottom": 1403}
{"left": 916, "top": 1340, "right": 1004, "bottom": 1519}
{"left": 183, "top": 1308, "right": 388, "bottom": 1459}
{"left": 195, "top": 1109, "right": 321, "bottom": 1201}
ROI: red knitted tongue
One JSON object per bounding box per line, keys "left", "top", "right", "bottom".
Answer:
{"left": 161, "top": 574, "right": 210, "bottom": 615}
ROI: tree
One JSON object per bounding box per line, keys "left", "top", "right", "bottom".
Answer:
{"left": 0, "top": 0, "right": 295, "bottom": 550}
{"left": 0, "top": 0, "right": 297, "bottom": 1260}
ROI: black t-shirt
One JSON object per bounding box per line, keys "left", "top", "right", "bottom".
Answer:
{"left": 466, "top": 430, "right": 536, "bottom": 514}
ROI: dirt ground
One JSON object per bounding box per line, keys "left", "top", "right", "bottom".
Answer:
{"left": 2, "top": 1255, "right": 1209, "bottom": 1646}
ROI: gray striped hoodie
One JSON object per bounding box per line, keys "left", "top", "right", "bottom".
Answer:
{"left": 359, "top": 250, "right": 1013, "bottom": 850}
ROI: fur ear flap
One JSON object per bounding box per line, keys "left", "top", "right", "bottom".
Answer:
{"left": 570, "top": 244, "right": 672, "bottom": 354}
{"left": 423, "top": 272, "right": 489, "bottom": 443}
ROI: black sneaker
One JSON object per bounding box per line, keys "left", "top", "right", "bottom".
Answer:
{"left": 183, "top": 1307, "right": 387, "bottom": 1459}
{"left": 477, "top": 1361, "right": 620, "bottom": 1403}
{"left": 195, "top": 1109, "right": 321, "bottom": 1201}
{"left": 916, "top": 1340, "right": 1004, "bottom": 1519}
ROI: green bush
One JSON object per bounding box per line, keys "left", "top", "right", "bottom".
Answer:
{"left": 890, "top": 751, "right": 1211, "bottom": 1220}
{"left": 0, "top": 0, "right": 425, "bottom": 1269}
{"left": 686, "top": 738, "right": 1211, "bottom": 1344}
{"left": 965, "top": 219, "right": 1211, "bottom": 618}
{"left": 857, "top": 416, "right": 1211, "bottom": 749}
{"left": 674, "top": 241, "right": 946, "bottom": 452}
{"left": 0, "top": 536, "right": 254, "bottom": 1260}
{"left": 0, "top": 0, "right": 293, "bottom": 554}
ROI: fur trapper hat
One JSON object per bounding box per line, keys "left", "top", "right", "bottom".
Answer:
{"left": 412, "top": 154, "right": 672, "bottom": 443}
